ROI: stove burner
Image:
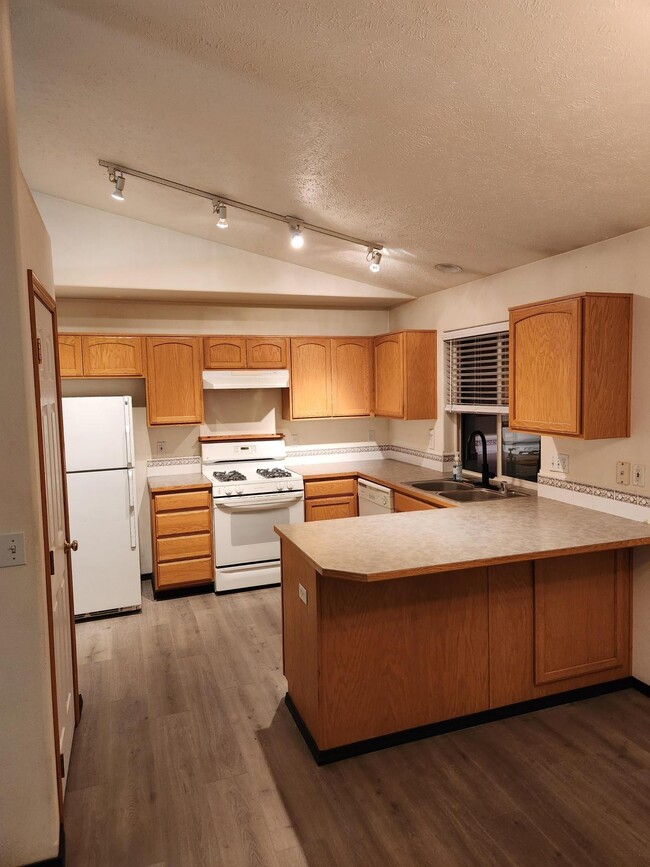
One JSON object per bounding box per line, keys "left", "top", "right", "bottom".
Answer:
{"left": 213, "top": 470, "right": 247, "bottom": 482}
{"left": 256, "top": 467, "right": 292, "bottom": 479}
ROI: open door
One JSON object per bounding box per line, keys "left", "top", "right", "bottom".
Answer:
{"left": 27, "top": 271, "right": 80, "bottom": 811}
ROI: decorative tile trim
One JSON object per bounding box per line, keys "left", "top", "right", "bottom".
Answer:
{"left": 285, "top": 444, "right": 385, "bottom": 459}
{"left": 385, "top": 444, "right": 455, "bottom": 464}
{"left": 538, "top": 475, "right": 650, "bottom": 509}
{"left": 147, "top": 456, "right": 201, "bottom": 468}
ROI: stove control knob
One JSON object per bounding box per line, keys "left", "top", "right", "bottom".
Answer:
{"left": 276, "top": 483, "right": 285, "bottom": 491}
{"left": 236, "top": 488, "right": 244, "bottom": 495}
{"left": 225, "top": 489, "right": 233, "bottom": 497}
{"left": 287, "top": 483, "right": 294, "bottom": 490}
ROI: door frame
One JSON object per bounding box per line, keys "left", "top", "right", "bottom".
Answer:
{"left": 27, "top": 270, "right": 81, "bottom": 816}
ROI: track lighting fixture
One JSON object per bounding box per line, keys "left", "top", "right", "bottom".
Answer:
{"left": 367, "top": 247, "right": 382, "bottom": 272}
{"left": 289, "top": 223, "right": 304, "bottom": 249}
{"left": 214, "top": 201, "right": 228, "bottom": 229}
{"left": 110, "top": 171, "right": 125, "bottom": 201}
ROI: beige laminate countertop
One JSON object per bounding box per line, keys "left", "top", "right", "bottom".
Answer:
{"left": 147, "top": 473, "right": 211, "bottom": 493}
{"left": 276, "top": 494, "right": 650, "bottom": 581}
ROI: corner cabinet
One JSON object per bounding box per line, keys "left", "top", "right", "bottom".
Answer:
{"left": 374, "top": 330, "right": 437, "bottom": 420}
{"left": 509, "top": 293, "right": 632, "bottom": 438}
{"left": 58, "top": 335, "right": 84, "bottom": 377}
{"left": 145, "top": 337, "right": 204, "bottom": 425}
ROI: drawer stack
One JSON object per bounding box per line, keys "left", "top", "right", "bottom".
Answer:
{"left": 304, "top": 476, "right": 358, "bottom": 521}
{"left": 150, "top": 486, "right": 214, "bottom": 592}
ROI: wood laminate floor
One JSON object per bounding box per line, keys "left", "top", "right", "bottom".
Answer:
{"left": 66, "top": 580, "right": 650, "bottom": 867}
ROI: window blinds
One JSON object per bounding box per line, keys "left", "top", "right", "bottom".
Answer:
{"left": 444, "top": 325, "right": 509, "bottom": 414}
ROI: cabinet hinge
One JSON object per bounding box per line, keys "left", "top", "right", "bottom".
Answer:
{"left": 37, "top": 337, "right": 42, "bottom": 364}
{"left": 59, "top": 752, "right": 65, "bottom": 778}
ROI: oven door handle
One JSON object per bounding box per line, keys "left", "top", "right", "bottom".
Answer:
{"left": 216, "top": 495, "right": 304, "bottom": 513}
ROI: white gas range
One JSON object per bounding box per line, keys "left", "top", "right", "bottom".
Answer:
{"left": 201, "top": 436, "right": 305, "bottom": 593}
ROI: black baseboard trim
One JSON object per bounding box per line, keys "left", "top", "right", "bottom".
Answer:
{"left": 140, "top": 571, "right": 153, "bottom": 583}
{"left": 152, "top": 581, "right": 214, "bottom": 601}
{"left": 286, "top": 677, "right": 641, "bottom": 765}
{"left": 24, "top": 824, "right": 65, "bottom": 866}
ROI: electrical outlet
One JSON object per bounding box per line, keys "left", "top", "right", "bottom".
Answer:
{"left": 633, "top": 464, "right": 646, "bottom": 487}
{"left": 298, "top": 583, "right": 308, "bottom": 605}
{"left": 427, "top": 428, "right": 435, "bottom": 452}
{"left": 549, "top": 453, "right": 569, "bottom": 473}
{"left": 616, "top": 461, "right": 631, "bottom": 486}
{"left": 156, "top": 441, "right": 166, "bottom": 455}
{"left": 368, "top": 429, "right": 376, "bottom": 442}
{"left": 292, "top": 434, "right": 299, "bottom": 446}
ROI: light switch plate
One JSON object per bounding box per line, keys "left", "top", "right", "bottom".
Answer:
{"left": 0, "top": 532, "right": 26, "bottom": 567}
{"left": 633, "top": 464, "right": 645, "bottom": 487}
{"left": 298, "top": 583, "right": 308, "bottom": 605}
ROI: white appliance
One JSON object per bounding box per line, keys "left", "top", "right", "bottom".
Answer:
{"left": 62, "top": 396, "right": 141, "bottom": 618}
{"left": 202, "top": 369, "right": 290, "bottom": 389}
{"left": 358, "top": 479, "right": 394, "bottom": 515}
{"left": 201, "top": 436, "right": 305, "bottom": 592}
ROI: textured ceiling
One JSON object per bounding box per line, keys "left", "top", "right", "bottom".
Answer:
{"left": 9, "top": 0, "right": 650, "bottom": 303}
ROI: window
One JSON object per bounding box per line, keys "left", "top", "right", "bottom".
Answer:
{"left": 446, "top": 323, "right": 540, "bottom": 484}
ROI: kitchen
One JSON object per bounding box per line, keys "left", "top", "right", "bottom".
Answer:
{"left": 2, "top": 2, "right": 650, "bottom": 866}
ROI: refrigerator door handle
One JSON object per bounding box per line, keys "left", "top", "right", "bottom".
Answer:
{"left": 124, "top": 397, "right": 134, "bottom": 468}
{"left": 127, "top": 468, "right": 137, "bottom": 549}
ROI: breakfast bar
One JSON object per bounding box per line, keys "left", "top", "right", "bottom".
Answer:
{"left": 276, "top": 499, "right": 650, "bottom": 762}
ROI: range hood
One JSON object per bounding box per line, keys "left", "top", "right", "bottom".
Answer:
{"left": 202, "top": 369, "right": 290, "bottom": 390}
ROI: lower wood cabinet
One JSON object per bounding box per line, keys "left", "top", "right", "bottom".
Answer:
{"left": 393, "top": 491, "right": 442, "bottom": 512}
{"left": 304, "top": 477, "right": 358, "bottom": 522}
{"left": 150, "top": 485, "right": 214, "bottom": 592}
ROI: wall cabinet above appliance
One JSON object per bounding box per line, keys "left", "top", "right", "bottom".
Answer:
{"left": 203, "top": 336, "right": 289, "bottom": 370}
{"left": 509, "top": 293, "right": 632, "bottom": 439}
{"left": 57, "top": 334, "right": 144, "bottom": 378}
{"left": 374, "top": 330, "right": 437, "bottom": 420}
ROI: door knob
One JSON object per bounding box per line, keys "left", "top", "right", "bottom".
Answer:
{"left": 64, "top": 539, "right": 79, "bottom": 552}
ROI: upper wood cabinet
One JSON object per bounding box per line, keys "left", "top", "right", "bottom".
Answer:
{"left": 58, "top": 335, "right": 83, "bottom": 377}
{"left": 374, "top": 330, "right": 437, "bottom": 420}
{"left": 203, "top": 336, "right": 289, "bottom": 369}
{"left": 510, "top": 293, "right": 632, "bottom": 438}
{"left": 247, "top": 337, "right": 288, "bottom": 369}
{"left": 81, "top": 336, "right": 144, "bottom": 377}
{"left": 145, "top": 337, "right": 204, "bottom": 426}
{"left": 284, "top": 337, "right": 373, "bottom": 419}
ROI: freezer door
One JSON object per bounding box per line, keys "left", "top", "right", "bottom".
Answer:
{"left": 66, "top": 468, "right": 141, "bottom": 616}
{"left": 63, "top": 396, "right": 133, "bottom": 471}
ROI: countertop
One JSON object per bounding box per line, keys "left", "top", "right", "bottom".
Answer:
{"left": 147, "top": 473, "right": 211, "bottom": 493}
{"left": 276, "top": 495, "right": 650, "bottom": 581}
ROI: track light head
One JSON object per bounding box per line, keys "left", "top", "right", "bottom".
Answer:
{"left": 289, "top": 223, "right": 304, "bottom": 249}
{"left": 367, "top": 247, "right": 382, "bottom": 273}
{"left": 110, "top": 171, "right": 125, "bottom": 201}
{"left": 214, "top": 201, "right": 228, "bottom": 229}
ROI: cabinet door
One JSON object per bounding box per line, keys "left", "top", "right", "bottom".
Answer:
{"left": 374, "top": 333, "right": 404, "bottom": 418}
{"left": 203, "top": 337, "right": 247, "bottom": 369}
{"left": 146, "top": 337, "right": 204, "bottom": 425}
{"left": 247, "top": 337, "right": 288, "bottom": 369}
{"left": 81, "top": 336, "right": 144, "bottom": 376}
{"left": 393, "top": 492, "right": 439, "bottom": 512}
{"left": 290, "top": 338, "right": 332, "bottom": 418}
{"left": 331, "top": 338, "right": 372, "bottom": 417}
{"left": 510, "top": 298, "right": 582, "bottom": 435}
{"left": 58, "top": 335, "right": 83, "bottom": 377}
{"left": 305, "top": 495, "right": 357, "bottom": 522}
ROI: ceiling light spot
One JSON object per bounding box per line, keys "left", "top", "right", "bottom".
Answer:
{"left": 435, "top": 263, "right": 462, "bottom": 273}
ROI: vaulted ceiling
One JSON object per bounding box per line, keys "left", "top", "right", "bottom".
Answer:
{"left": 10, "top": 0, "right": 650, "bottom": 305}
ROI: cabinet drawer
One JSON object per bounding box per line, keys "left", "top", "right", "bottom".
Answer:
{"left": 157, "top": 557, "right": 213, "bottom": 588}
{"left": 305, "top": 495, "right": 357, "bottom": 522}
{"left": 394, "top": 492, "right": 440, "bottom": 512}
{"left": 154, "top": 489, "right": 212, "bottom": 512}
{"left": 156, "top": 508, "right": 211, "bottom": 537}
{"left": 157, "top": 532, "right": 212, "bottom": 562}
{"left": 304, "top": 478, "right": 356, "bottom": 499}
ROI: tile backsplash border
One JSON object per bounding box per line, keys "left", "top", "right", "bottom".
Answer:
{"left": 538, "top": 474, "right": 650, "bottom": 521}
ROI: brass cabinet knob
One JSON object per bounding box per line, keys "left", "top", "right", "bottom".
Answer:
{"left": 64, "top": 539, "right": 79, "bottom": 552}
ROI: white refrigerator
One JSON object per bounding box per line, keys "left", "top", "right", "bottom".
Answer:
{"left": 62, "top": 396, "right": 141, "bottom": 617}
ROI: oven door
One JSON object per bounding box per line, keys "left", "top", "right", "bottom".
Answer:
{"left": 213, "top": 492, "right": 304, "bottom": 568}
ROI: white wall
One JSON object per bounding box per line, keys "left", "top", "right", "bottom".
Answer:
{"left": 389, "top": 226, "right": 650, "bottom": 683}
{"left": 57, "top": 299, "right": 390, "bottom": 572}
{"left": 0, "top": 1, "right": 60, "bottom": 862}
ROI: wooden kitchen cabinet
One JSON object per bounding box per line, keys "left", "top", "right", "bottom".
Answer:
{"left": 150, "top": 484, "right": 213, "bottom": 592}
{"left": 58, "top": 335, "right": 83, "bottom": 377}
{"left": 331, "top": 337, "right": 373, "bottom": 416}
{"left": 203, "top": 336, "right": 289, "bottom": 369}
{"left": 374, "top": 330, "right": 437, "bottom": 419}
{"left": 287, "top": 337, "right": 332, "bottom": 418}
{"left": 203, "top": 336, "right": 247, "bottom": 369}
{"left": 304, "top": 476, "right": 358, "bottom": 522}
{"left": 247, "top": 337, "right": 289, "bottom": 369}
{"left": 393, "top": 491, "right": 441, "bottom": 512}
{"left": 145, "top": 337, "right": 204, "bottom": 425}
{"left": 509, "top": 293, "right": 632, "bottom": 438}
{"left": 81, "top": 336, "right": 144, "bottom": 377}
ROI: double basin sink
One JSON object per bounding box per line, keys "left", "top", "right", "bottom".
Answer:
{"left": 407, "top": 479, "right": 528, "bottom": 504}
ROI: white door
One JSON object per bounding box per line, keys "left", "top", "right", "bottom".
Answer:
{"left": 67, "top": 468, "right": 141, "bottom": 615}
{"left": 62, "top": 395, "right": 133, "bottom": 471}
{"left": 34, "top": 288, "right": 77, "bottom": 794}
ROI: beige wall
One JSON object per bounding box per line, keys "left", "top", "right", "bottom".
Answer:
{"left": 58, "top": 299, "right": 390, "bottom": 572}
{"left": 389, "top": 225, "right": 650, "bottom": 683}
{"left": 0, "top": 0, "right": 60, "bottom": 862}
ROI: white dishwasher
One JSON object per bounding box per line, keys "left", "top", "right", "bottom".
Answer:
{"left": 358, "top": 479, "right": 395, "bottom": 515}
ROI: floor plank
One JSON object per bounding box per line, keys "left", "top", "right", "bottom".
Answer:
{"left": 65, "top": 580, "right": 650, "bottom": 866}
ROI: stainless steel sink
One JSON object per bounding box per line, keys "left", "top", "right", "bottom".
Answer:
{"left": 408, "top": 480, "right": 475, "bottom": 492}
{"left": 439, "top": 488, "right": 529, "bottom": 503}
